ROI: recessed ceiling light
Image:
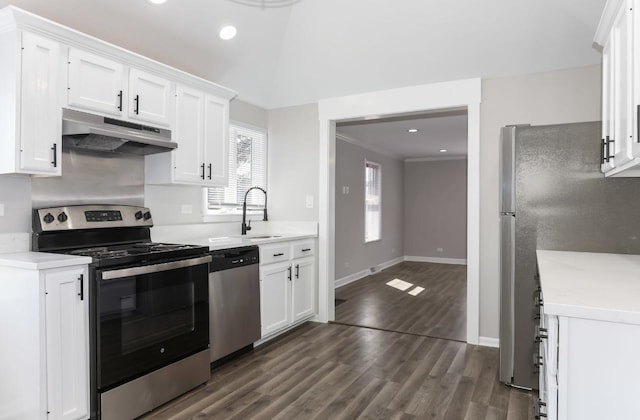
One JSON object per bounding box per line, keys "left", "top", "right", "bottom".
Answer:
{"left": 439, "top": 149, "right": 447, "bottom": 153}
{"left": 219, "top": 25, "right": 237, "bottom": 40}
{"left": 407, "top": 128, "right": 419, "bottom": 133}
{"left": 146, "top": 0, "right": 168, "bottom": 4}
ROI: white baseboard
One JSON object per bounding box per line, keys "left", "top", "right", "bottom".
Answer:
{"left": 335, "top": 256, "right": 404, "bottom": 288}
{"left": 479, "top": 336, "right": 499, "bottom": 348}
{"left": 404, "top": 256, "right": 467, "bottom": 265}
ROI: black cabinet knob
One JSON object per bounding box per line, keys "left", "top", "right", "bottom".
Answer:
{"left": 57, "top": 212, "right": 68, "bottom": 223}
{"left": 135, "top": 211, "right": 143, "bottom": 220}
{"left": 43, "top": 213, "right": 54, "bottom": 224}
{"left": 143, "top": 211, "right": 152, "bottom": 220}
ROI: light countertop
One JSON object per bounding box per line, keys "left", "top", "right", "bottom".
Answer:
{"left": 175, "top": 233, "right": 317, "bottom": 251}
{"left": 0, "top": 252, "right": 92, "bottom": 270}
{"left": 536, "top": 250, "right": 640, "bottom": 324}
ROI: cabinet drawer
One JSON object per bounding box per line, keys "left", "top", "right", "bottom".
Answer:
{"left": 260, "top": 243, "right": 290, "bottom": 264}
{"left": 291, "top": 241, "right": 315, "bottom": 259}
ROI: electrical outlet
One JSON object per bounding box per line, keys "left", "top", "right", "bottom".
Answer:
{"left": 391, "top": 247, "right": 395, "bottom": 253}
{"left": 437, "top": 247, "right": 443, "bottom": 253}
{"left": 345, "top": 262, "right": 350, "bottom": 268}
{"left": 181, "top": 204, "right": 193, "bottom": 214}
{"left": 0, "top": 203, "right": 4, "bottom": 217}
{"left": 306, "top": 195, "right": 314, "bottom": 208}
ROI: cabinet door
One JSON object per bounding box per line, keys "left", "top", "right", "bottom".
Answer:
{"left": 68, "top": 48, "right": 124, "bottom": 116}
{"left": 128, "top": 68, "right": 172, "bottom": 126}
{"left": 602, "top": 37, "right": 616, "bottom": 173}
{"left": 174, "top": 85, "right": 205, "bottom": 183}
{"left": 292, "top": 258, "right": 315, "bottom": 322}
{"left": 20, "top": 32, "right": 62, "bottom": 175}
{"left": 203, "top": 94, "right": 229, "bottom": 186}
{"left": 612, "top": 1, "right": 634, "bottom": 167}
{"left": 44, "top": 267, "right": 89, "bottom": 420}
{"left": 260, "top": 262, "right": 291, "bottom": 337}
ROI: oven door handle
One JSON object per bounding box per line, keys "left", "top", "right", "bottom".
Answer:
{"left": 101, "top": 255, "right": 212, "bottom": 280}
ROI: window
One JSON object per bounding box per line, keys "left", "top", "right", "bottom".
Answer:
{"left": 206, "top": 123, "right": 267, "bottom": 214}
{"left": 365, "top": 160, "right": 381, "bottom": 242}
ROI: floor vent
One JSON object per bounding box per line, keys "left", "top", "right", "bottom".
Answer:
{"left": 370, "top": 266, "right": 378, "bottom": 273}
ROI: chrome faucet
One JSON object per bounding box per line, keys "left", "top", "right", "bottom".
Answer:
{"left": 242, "top": 187, "right": 267, "bottom": 235}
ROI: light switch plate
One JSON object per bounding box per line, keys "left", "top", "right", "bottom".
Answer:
{"left": 181, "top": 204, "right": 193, "bottom": 214}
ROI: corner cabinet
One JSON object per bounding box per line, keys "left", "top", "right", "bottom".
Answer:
{"left": 259, "top": 239, "right": 317, "bottom": 340}
{"left": 0, "top": 257, "right": 90, "bottom": 420}
{"left": 0, "top": 30, "right": 63, "bottom": 175}
{"left": 596, "top": 0, "right": 640, "bottom": 176}
{"left": 145, "top": 85, "right": 229, "bottom": 187}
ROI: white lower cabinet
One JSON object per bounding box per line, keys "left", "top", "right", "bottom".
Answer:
{"left": 0, "top": 262, "right": 89, "bottom": 420}
{"left": 538, "top": 299, "right": 640, "bottom": 420}
{"left": 259, "top": 239, "right": 317, "bottom": 339}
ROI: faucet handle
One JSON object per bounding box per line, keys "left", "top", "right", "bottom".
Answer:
{"left": 246, "top": 220, "right": 252, "bottom": 231}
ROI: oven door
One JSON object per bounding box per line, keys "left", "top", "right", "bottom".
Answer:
{"left": 95, "top": 255, "right": 210, "bottom": 391}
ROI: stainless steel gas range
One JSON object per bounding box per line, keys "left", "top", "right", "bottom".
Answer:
{"left": 33, "top": 204, "right": 211, "bottom": 420}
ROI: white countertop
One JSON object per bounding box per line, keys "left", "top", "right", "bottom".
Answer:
{"left": 0, "top": 252, "right": 92, "bottom": 270}
{"left": 177, "top": 233, "right": 317, "bottom": 251}
{"left": 537, "top": 250, "right": 640, "bottom": 324}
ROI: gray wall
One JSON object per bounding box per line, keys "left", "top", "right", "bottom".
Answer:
{"left": 145, "top": 99, "right": 269, "bottom": 225}
{"left": 479, "top": 65, "right": 602, "bottom": 339}
{"left": 266, "top": 103, "right": 319, "bottom": 222}
{"left": 335, "top": 139, "right": 404, "bottom": 279}
{"left": 404, "top": 159, "right": 467, "bottom": 260}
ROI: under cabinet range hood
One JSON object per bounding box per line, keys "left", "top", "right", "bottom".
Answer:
{"left": 62, "top": 109, "right": 177, "bottom": 155}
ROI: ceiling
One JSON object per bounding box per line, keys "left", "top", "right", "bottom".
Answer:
{"left": 0, "top": 0, "right": 606, "bottom": 109}
{"left": 337, "top": 110, "right": 468, "bottom": 160}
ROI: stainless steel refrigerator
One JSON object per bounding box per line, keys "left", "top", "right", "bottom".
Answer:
{"left": 499, "top": 121, "right": 640, "bottom": 390}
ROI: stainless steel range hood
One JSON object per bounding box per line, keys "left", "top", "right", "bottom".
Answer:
{"left": 62, "top": 109, "right": 177, "bottom": 156}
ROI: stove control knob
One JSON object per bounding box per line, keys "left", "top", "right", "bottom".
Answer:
{"left": 135, "top": 211, "right": 143, "bottom": 220}
{"left": 57, "top": 212, "right": 68, "bottom": 223}
{"left": 43, "top": 213, "right": 54, "bottom": 224}
{"left": 143, "top": 211, "right": 152, "bottom": 220}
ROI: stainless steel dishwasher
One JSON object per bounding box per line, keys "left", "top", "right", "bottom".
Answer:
{"left": 209, "top": 246, "right": 261, "bottom": 363}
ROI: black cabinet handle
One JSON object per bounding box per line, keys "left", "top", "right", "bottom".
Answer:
{"left": 134, "top": 94, "right": 140, "bottom": 114}
{"left": 273, "top": 253, "right": 284, "bottom": 257}
{"left": 201, "top": 163, "right": 205, "bottom": 179}
{"left": 637, "top": 105, "right": 639, "bottom": 143}
{"left": 302, "top": 248, "right": 311, "bottom": 252}
{"left": 117, "top": 90, "right": 123, "bottom": 111}
{"left": 208, "top": 163, "right": 212, "bottom": 180}
{"left": 51, "top": 143, "right": 57, "bottom": 167}
{"left": 287, "top": 266, "right": 292, "bottom": 281}
{"left": 605, "top": 136, "right": 615, "bottom": 162}
{"left": 601, "top": 138, "right": 606, "bottom": 164}
{"left": 295, "top": 264, "right": 299, "bottom": 279}
{"left": 78, "top": 274, "right": 84, "bottom": 301}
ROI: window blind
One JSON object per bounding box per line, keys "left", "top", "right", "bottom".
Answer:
{"left": 365, "top": 160, "right": 381, "bottom": 242}
{"left": 207, "top": 124, "right": 267, "bottom": 210}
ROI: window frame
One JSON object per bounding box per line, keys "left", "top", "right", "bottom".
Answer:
{"left": 364, "top": 159, "right": 382, "bottom": 243}
{"left": 203, "top": 120, "right": 268, "bottom": 222}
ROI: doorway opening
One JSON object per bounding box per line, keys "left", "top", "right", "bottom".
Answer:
{"left": 317, "top": 78, "right": 481, "bottom": 345}
{"left": 332, "top": 110, "right": 468, "bottom": 341}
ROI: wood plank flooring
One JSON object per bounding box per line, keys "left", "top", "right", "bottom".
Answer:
{"left": 139, "top": 323, "right": 535, "bottom": 420}
{"left": 335, "top": 261, "right": 467, "bottom": 341}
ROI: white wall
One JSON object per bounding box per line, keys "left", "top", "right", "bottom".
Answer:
{"left": 404, "top": 159, "right": 467, "bottom": 260}
{"left": 334, "top": 139, "right": 404, "bottom": 279}
{"left": 0, "top": 175, "right": 31, "bottom": 234}
{"left": 479, "top": 65, "right": 601, "bottom": 339}
{"left": 267, "top": 103, "right": 319, "bottom": 222}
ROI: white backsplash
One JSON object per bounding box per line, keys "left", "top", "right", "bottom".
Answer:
{"left": 0, "top": 233, "right": 30, "bottom": 253}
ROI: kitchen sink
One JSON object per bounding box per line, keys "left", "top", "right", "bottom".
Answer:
{"left": 245, "top": 235, "right": 282, "bottom": 240}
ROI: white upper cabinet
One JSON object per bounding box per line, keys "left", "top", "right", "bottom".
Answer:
{"left": 174, "top": 85, "right": 205, "bottom": 183}
{"left": 128, "top": 68, "right": 172, "bottom": 127}
{"left": 0, "top": 29, "right": 62, "bottom": 176}
{"left": 204, "top": 94, "right": 229, "bottom": 185}
{"left": 20, "top": 32, "right": 63, "bottom": 175}
{"left": 67, "top": 48, "right": 125, "bottom": 116}
{"left": 596, "top": 0, "right": 640, "bottom": 176}
{"left": 146, "top": 85, "right": 230, "bottom": 187}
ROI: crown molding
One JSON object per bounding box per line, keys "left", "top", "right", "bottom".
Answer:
{"left": 405, "top": 155, "right": 467, "bottom": 162}
{"left": 335, "top": 133, "right": 402, "bottom": 160}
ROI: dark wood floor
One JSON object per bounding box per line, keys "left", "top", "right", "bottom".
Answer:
{"left": 140, "top": 323, "right": 534, "bottom": 420}
{"left": 335, "top": 261, "right": 467, "bottom": 341}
